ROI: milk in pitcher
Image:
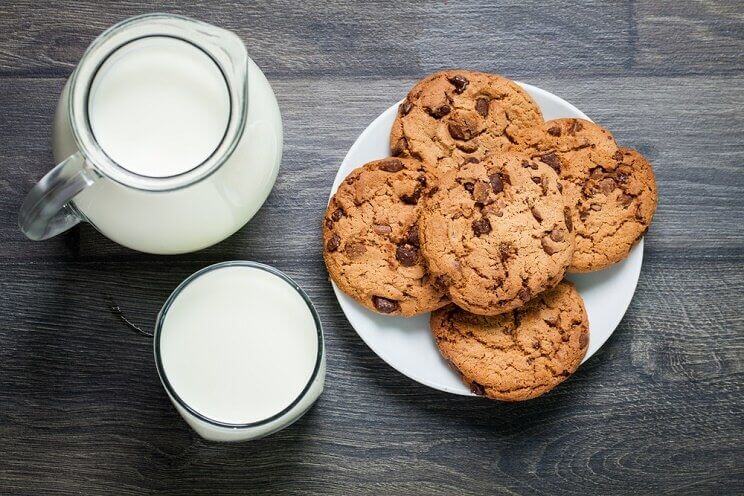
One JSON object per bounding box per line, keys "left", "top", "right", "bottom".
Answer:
{"left": 50, "top": 24, "right": 282, "bottom": 254}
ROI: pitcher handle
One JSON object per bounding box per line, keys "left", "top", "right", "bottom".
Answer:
{"left": 18, "top": 152, "right": 100, "bottom": 240}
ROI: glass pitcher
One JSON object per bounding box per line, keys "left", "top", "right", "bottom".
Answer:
{"left": 19, "top": 14, "right": 283, "bottom": 254}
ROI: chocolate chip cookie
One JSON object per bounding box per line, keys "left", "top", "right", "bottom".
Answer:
{"left": 529, "top": 118, "right": 619, "bottom": 185}
{"left": 323, "top": 158, "right": 449, "bottom": 316}
{"left": 390, "top": 70, "right": 544, "bottom": 177}
{"left": 418, "top": 151, "right": 574, "bottom": 316}
{"left": 431, "top": 281, "right": 589, "bottom": 401}
{"left": 570, "top": 147, "right": 658, "bottom": 271}
{"left": 526, "top": 119, "right": 657, "bottom": 272}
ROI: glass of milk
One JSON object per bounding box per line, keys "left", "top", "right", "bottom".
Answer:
{"left": 154, "top": 261, "right": 325, "bottom": 441}
{"left": 18, "top": 14, "right": 283, "bottom": 254}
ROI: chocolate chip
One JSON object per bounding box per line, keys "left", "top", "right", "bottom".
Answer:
{"left": 540, "top": 152, "right": 561, "bottom": 174}
{"left": 405, "top": 224, "right": 420, "bottom": 246}
{"left": 448, "top": 75, "right": 469, "bottom": 93}
{"left": 472, "top": 218, "right": 492, "bottom": 236}
{"left": 489, "top": 174, "right": 503, "bottom": 193}
{"left": 434, "top": 274, "right": 453, "bottom": 290}
{"left": 392, "top": 137, "right": 408, "bottom": 157}
{"left": 463, "top": 182, "right": 475, "bottom": 192}
{"left": 426, "top": 186, "right": 439, "bottom": 197}
{"left": 518, "top": 287, "right": 531, "bottom": 302}
{"left": 379, "top": 158, "right": 404, "bottom": 172}
{"left": 501, "top": 172, "right": 511, "bottom": 185}
{"left": 400, "top": 186, "right": 423, "bottom": 205}
{"left": 326, "top": 207, "right": 344, "bottom": 229}
{"left": 448, "top": 122, "right": 465, "bottom": 140}
{"left": 448, "top": 121, "right": 475, "bottom": 141}
{"left": 532, "top": 340, "right": 540, "bottom": 350}
{"left": 547, "top": 126, "right": 562, "bottom": 137}
{"left": 532, "top": 176, "right": 542, "bottom": 185}
{"left": 564, "top": 207, "right": 573, "bottom": 232}
{"left": 613, "top": 150, "right": 624, "bottom": 161}
{"left": 550, "top": 229, "right": 564, "bottom": 242}
{"left": 541, "top": 236, "right": 559, "bottom": 255}
{"left": 346, "top": 243, "right": 366, "bottom": 258}
{"left": 472, "top": 180, "right": 490, "bottom": 203}
{"left": 464, "top": 157, "right": 480, "bottom": 164}
{"left": 326, "top": 234, "right": 340, "bottom": 252}
{"left": 544, "top": 314, "right": 558, "bottom": 326}
{"left": 475, "top": 97, "right": 490, "bottom": 117}
{"left": 373, "top": 224, "right": 392, "bottom": 235}
{"left": 456, "top": 141, "right": 479, "bottom": 153}
{"left": 469, "top": 381, "right": 485, "bottom": 396}
{"left": 396, "top": 243, "right": 419, "bottom": 266}
{"left": 399, "top": 99, "right": 412, "bottom": 116}
{"left": 590, "top": 203, "right": 602, "bottom": 211}
{"left": 556, "top": 181, "right": 563, "bottom": 193}
{"left": 427, "top": 104, "right": 451, "bottom": 118}
{"left": 617, "top": 172, "right": 629, "bottom": 183}
{"left": 579, "top": 331, "right": 589, "bottom": 348}
{"left": 619, "top": 193, "right": 633, "bottom": 206}
{"left": 568, "top": 120, "right": 583, "bottom": 134}
{"left": 600, "top": 178, "right": 616, "bottom": 195}
{"left": 531, "top": 205, "right": 543, "bottom": 222}
{"left": 372, "top": 296, "right": 400, "bottom": 314}
{"left": 499, "top": 242, "right": 516, "bottom": 261}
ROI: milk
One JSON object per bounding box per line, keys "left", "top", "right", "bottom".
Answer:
{"left": 53, "top": 39, "right": 283, "bottom": 254}
{"left": 155, "top": 263, "right": 325, "bottom": 441}
{"left": 88, "top": 36, "right": 231, "bottom": 177}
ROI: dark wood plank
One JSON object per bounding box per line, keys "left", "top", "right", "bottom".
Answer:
{"left": 0, "top": 1, "right": 742, "bottom": 79}
{"left": 0, "top": 1, "right": 742, "bottom": 495}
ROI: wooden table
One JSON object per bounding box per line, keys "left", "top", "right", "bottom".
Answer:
{"left": 1, "top": 1, "right": 742, "bottom": 494}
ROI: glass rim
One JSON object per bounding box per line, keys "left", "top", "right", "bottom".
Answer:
{"left": 153, "top": 260, "right": 325, "bottom": 429}
{"left": 68, "top": 13, "right": 249, "bottom": 192}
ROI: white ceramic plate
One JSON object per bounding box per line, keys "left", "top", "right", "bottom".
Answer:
{"left": 329, "top": 83, "right": 643, "bottom": 396}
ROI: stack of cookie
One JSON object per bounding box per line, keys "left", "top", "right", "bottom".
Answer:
{"left": 324, "top": 70, "right": 658, "bottom": 401}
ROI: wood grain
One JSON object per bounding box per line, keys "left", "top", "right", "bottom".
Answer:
{"left": 0, "top": 1, "right": 742, "bottom": 495}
